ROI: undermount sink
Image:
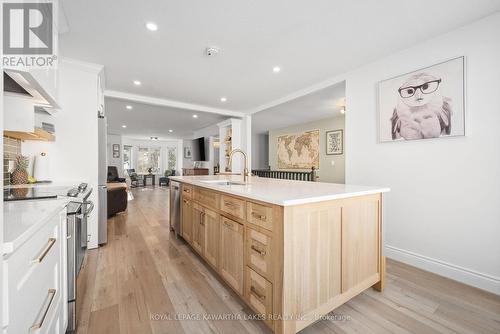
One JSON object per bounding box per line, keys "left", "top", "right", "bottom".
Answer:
{"left": 199, "top": 180, "right": 246, "bottom": 186}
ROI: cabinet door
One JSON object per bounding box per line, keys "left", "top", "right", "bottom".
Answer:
{"left": 220, "top": 217, "right": 244, "bottom": 294}
{"left": 192, "top": 205, "right": 204, "bottom": 254}
{"left": 181, "top": 198, "right": 193, "bottom": 243}
{"left": 341, "top": 197, "right": 380, "bottom": 292}
{"left": 203, "top": 208, "right": 219, "bottom": 268}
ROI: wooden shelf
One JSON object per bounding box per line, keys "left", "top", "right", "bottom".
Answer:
{"left": 4, "top": 127, "right": 55, "bottom": 142}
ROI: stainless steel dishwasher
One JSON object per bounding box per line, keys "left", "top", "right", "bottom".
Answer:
{"left": 170, "top": 181, "right": 181, "bottom": 237}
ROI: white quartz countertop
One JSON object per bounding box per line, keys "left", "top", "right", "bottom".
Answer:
{"left": 169, "top": 175, "right": 390, "bottom": 206}
{"left": 3, "top": 198, "right": 70, "bottom": 255}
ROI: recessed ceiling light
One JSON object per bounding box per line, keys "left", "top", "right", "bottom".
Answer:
{"left": 220, "top": 97, "right": 227, "bottom": 102}
{"left": 273, "top": 66, "right": 281, "bottom": 73}
{"left": 192, "top": 114, "right": 198, "bottom": 119}
{"left": 126, "top": 105, "right": 133, "bottom": 110}
{"left": 150, "top": 136, "right": 158, "bottom": 140}
{"left": 168, "top": 129, "right": 173, "bottom": 133}
{"left": 122, "top": 125, "right": 127, "bottom": 128}
{"left": 133, "top": 80, "right": 141, "bottom": 86}
{"left": 145, "top": 22, "right": 158, "bottom": 31}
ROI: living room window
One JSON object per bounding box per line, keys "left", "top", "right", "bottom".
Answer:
{"left": 167, "top": 147, "right": 177, "bottom": 171}
{"left": 137, "top": 147, "right": 161, "bottom": 174}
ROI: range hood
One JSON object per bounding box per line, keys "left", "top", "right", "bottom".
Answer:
{"left": 3, "top": 72, "right": 58, "bottom": 142}
{"left": 4, "top": 73, "right": 32, "bottom": 97}
{"left": 3, "top": 69, "right": 60, "bottom": 110}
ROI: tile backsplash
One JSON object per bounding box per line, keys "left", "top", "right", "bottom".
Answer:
{"left": 4, "top": 136, "right": 22, "bottom": 185}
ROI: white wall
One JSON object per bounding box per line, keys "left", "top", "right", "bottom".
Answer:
{"left": 22, "top": 59, "right": 103, "bottom": 249}
{"left": 182, "top": 139, "right": 194, "bottom": 170}
{"left": 252, "top": 133, "right": 269, "bottom": 169}
{"left": 241, "top": 115, "right": 252, "bottom": 171}
{"left": 344, "top": 14, "right": 500, "bottom": 294}
{"left": 268, "top": 116, "right": 345, "bottom": 183}
{"left": 182, "top": 123, "right": 220, "bottom": 174}
{"left": 107, "top": 134, "right": 123, "bottom": 177}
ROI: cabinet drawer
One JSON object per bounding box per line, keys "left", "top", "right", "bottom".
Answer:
{"left": 245, "top": 267, "right": 273, "bottom": 328}
{"left": 6, "top": 213, "right": 60, "bottom": 287}
{"left": 6, "top": 233, "right": 61, "bottom": 333}
{"left": 195, "top": 187, "right": 219, "bottom": 208}
{"left": 42, "top": 300, "right": 63, "bottom": 334}
{"left": 221, "top": 195, "right": 246, "bottom": 220}
{"left": 246, "top": 227, "right": 273, "bottom": 281}
{"left": 182, "top": 184, "right": 193, "bottom": 199}
{"left": 247, "top": 201, "right": 274, "bottom": 231}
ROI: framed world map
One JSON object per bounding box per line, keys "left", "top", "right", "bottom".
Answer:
{"left": 277, "top": 130, "right": 320, "bottom": 169}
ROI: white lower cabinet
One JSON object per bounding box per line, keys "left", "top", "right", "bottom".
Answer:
{"left": 3, "top": 207, "right": 67, "bottom": 334}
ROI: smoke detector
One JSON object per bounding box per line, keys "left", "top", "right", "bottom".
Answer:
{"left": 205, "top": 47, "right": 219, "bottom": 57}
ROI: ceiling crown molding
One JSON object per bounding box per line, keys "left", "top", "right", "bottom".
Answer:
{"left": 247, "top": 73, "right": 347, "bottom": 114}
{"left": 104, "top": 90, "right": 244, "bottom": 118}
{"left": 60, "top": 58, "right": 104, "bottom": 74}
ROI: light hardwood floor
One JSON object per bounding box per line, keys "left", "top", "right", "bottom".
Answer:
{"left": 76, "top": 187, "right": 500, "bottom": 334}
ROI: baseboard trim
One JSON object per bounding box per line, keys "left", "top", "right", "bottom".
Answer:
{"left": 385, "top": 245, "right": 500, "bottom": 295}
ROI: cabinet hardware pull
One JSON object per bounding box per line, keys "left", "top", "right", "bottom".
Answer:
{"left": 223, "top": 221, "right": 232, "bottom": 228}
{"left": 31, "top": 238, "right": 56, "bottom": 264}
{"left": 184, "top": 189, "right": 190, "bottom": 193}
{"left": 250, "top": 286, "right": 265, "bottom": 301}
{"left": 251, "top": 212, "right": 266, "bottom": 220}
{"left": 30, "top": 289, "right": 56, "bottom": 331}
{"left": 251, "top": 245, "right": 266, "bottom": 256}
{"left": 183, "top": 199, "right": 188, "bottom": 204}
{"left": 224, "top": 201, "right": 236, "bottom": 208}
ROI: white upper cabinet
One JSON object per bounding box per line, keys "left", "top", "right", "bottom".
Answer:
{"left": 3, "top": 66, "right": 60, "bottom": 135}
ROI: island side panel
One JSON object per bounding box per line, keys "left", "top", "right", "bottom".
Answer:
{"left": 373, "top": 193, "right": 385, "bottom": 292}
{"left": 281, "top": 193, "right": 383, "bottom": 334}
{"left": 341, "top": 194, "right": 380, "bottom": 292}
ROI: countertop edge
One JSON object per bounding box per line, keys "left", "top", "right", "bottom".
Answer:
{"left": 169, "top": 176, "right": 390, "bottom": 206}
{"left": 280, "top": 188, "right": 391, "bottom": 206}
{"left": 3, "top": 199, "right": 70, "bottom": 256}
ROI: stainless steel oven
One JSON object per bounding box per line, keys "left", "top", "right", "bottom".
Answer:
{"left": 66, "top": 195, "right": 94, "bottom": 333}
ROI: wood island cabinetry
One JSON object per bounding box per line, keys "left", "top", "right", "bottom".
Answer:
{"left": 172, "top": 180, "right": 385, "bottom": 334}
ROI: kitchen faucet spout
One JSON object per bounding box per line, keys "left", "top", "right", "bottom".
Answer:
{"left": 228, "top": 149, "right": 250, "bottom": 183}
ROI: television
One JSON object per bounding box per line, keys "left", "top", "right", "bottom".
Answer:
{"left": 191, "top": 137, "right": 207, "bottom": 161}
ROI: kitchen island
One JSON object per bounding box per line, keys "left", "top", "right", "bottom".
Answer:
{"left": 169, "top": 175, "right": 389, "bottom": 334}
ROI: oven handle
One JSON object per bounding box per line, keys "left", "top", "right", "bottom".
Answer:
{"left": 83, "top": 200, "right": 95, "bottom": 216}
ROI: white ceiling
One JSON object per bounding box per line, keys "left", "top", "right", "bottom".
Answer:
{"left": 60, "top": 0, "right": 500, "bottom": 113}
{"left": 105, "top": 97, "right": 227, "bottom": 140}
{"left": 252, "top": 81, "right": 345, "bottom": 134}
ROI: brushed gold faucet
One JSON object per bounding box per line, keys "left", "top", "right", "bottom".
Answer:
{"left": 228, "top": 149, "right": 250, "bottom": 183}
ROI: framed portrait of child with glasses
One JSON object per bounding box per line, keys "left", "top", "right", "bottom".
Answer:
{"left": 378, "top": 56, "right": 465, "bottom": 142}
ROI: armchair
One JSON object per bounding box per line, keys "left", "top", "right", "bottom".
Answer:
{"left": 159, "top": 169, "right": 175, "bottom": 186}
{"left": 126, "top": 168, "right": 144, "bottom": 188}
{"left": 107, "top": 166, "right": 126, "bottom": 183}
